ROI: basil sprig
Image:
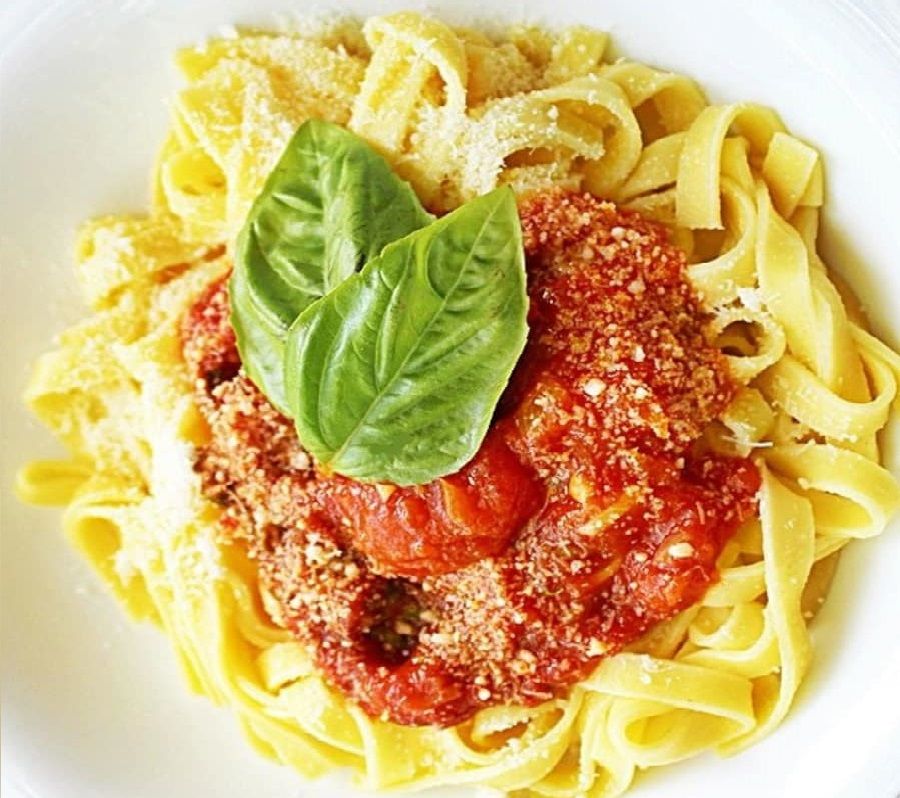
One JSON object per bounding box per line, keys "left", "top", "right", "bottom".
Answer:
{"left": 233, "top": 120, "right": 528, "bottom": 485}
{"left": 285, "top": 188, "right": 528, "bottom": 485}
{"left": 231, "top": 119, "right": 432, "bottom": 413}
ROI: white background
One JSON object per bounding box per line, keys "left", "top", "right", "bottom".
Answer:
{"left": 2, "top": 1, "right": 899, "bottom": 797}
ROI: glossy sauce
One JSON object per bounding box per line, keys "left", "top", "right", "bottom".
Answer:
{"left": 184, "top": 190, "right": 759, "bottom": 727}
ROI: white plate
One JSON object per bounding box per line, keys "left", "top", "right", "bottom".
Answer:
{"left": 2, "top": 1, "right": 899, "bottom": 797}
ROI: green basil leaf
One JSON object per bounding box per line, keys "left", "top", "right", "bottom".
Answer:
{"left": 229, "top": 265, "right": 286, "bottom": 407}
{"left": 284, "top": 187, "right": 528, "bottom": 486}
{"left": 231, "top": 118, "right": 433, "bottom": 413}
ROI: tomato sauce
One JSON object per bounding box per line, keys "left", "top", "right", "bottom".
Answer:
{"left": 183, "top": 189, "right": 759, "bottom": 727}
{"left": 316, "top": 426, "right": 542, "bottom": 578}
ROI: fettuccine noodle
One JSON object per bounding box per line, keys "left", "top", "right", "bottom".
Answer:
{"left": 17, "top": 13, "right": 900, "bottom": 797}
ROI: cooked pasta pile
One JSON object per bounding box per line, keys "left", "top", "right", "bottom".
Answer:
{"left": 18, "top": 12, "right": 900, "bottom": 797}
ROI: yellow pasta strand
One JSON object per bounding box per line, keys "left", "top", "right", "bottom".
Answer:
{"left": 687, "top": 177, "right": 757, "bottom": 305}
{"left": 350, "top": 13, "right": 467, "bottom": 154}
{"left": 722, "top": 467, "right": 814, "bottom": 752}
{"left": 676, "top": 104, "right": 784, "bottom": 229}
{"left": 756, "top": 349, "right": 895, "bottom": 442}
{"left": 600, "top": 62, "right": 706, "bottom": 137}
{"left": 545, "top": 27, "right": 609, "bottom": 84}
{"left": 15, "top": 458, "right": 92, "bottom": 506}
{"left": 763, "top": 443, "right": 900, "bottom": 539}
{"left": 761, "top": 132, "right": 821, "bottom": 219}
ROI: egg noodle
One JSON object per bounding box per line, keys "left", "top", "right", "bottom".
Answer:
{"left": 17, "top": 12, "right": 900, "bottom": 797}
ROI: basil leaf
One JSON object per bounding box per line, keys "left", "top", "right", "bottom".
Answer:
{"left": 229, "top": 266, "right": 287, "bottom": 407}
{"left": 285, "top": 187, "right": 528, "bottom": 486}
{"left": 232, "top": 118, "right": 432, "bottom": 413}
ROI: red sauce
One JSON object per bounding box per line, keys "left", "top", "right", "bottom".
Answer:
{"left": 183, "top": 190, "right": 759, "bottom": 727}
{"left": 317, "top": 427, "right": 542, "bottom": 578}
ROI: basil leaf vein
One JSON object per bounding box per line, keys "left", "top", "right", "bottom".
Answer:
{"left": 285, "top": 187, "right": 528, "bottom": 486}
{"left": 231, "top": 118, "right": 432, "bottom": 413}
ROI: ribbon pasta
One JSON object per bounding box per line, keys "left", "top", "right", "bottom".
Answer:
{"left": 17, "top": 12, "right": 900, "bottom": 798}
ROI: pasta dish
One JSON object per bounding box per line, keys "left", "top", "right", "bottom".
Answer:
{"left": 17, "top": 12, "right": 900, "bottom": 797}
